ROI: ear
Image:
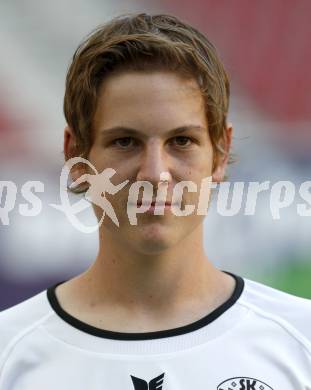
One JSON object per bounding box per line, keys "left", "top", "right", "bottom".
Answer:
{"left": 63, "top": 126, "right": 87, "bottom": 182}
{"left": 212, "top": 122, "right": 233, "bottom": 183}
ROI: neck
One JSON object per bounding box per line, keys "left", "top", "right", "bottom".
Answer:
{"left": 70, "top": 224, "right": 224, "bottom": 311}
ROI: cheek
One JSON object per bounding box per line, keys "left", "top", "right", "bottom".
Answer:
{"left": 87, "top": 147, "right": 123, "bottom": 182}
{"left": 178, "top": 156, "right": 213, "bottom": 182}
{"left": 87, "top": 145, "right": 107, "bottom": 171}
{"left": 175, "top": 159, "right": 213, "bottom": 206}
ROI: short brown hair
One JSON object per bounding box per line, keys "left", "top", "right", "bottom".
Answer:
{"left": 64, "top": 12, "right": 232, "bottom": 194}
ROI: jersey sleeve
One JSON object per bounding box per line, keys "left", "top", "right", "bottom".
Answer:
{"left": 242, "top": 278, "right": 311, "bottom": 349}
{"left": 0, "top": 291, "right": 51, "bottom": 373}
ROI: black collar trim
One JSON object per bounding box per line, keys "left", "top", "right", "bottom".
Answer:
{"left": 46, "top": 270, "right": 244, "bottom": 341}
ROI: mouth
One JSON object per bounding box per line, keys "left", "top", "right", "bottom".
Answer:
{"left": 137, "top": 201, "right": 172, "bottom": 207}
{"left": 127, "top": 200, "right": 177, "bottom": 209}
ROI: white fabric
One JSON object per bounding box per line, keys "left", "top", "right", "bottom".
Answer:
{"left": 0, "top": 275, "right": 311, "bottom": 389}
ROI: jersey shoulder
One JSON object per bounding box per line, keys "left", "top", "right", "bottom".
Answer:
{"left": 0, "top": 290, "right": 52, "bottom": 365}
{"left": 240, "top": 276, "right": 311, "bottom": 348}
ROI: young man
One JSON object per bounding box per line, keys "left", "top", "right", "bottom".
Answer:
{"left": 0, "top": 12, "right": 311, "bottom": 390}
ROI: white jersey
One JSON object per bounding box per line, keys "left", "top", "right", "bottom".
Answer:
{"left": 1, "top": 271, "right": 311, "bottom": 390}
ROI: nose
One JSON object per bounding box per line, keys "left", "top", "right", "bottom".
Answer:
{"left": 136, "top": 139, "right": 172, "bottom": 186}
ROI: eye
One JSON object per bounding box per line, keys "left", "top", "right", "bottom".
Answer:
{"left": 110, "top": 135, "right": 195, "bottom": 149}
{"left": 111, "top": 137, "right": 136, "bottom": 148}
{"left": 171, "top": 136, "right": 194, "bottom": 147}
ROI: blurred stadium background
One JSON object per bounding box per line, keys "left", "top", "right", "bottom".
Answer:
{"left": 0, "top": 0, "right": 310, "bottom": 311}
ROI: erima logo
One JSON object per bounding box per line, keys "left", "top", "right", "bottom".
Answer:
{"left": 217, "top": 377, "right": 274, "bottom": 390}
{"left": 131, "top": 373, "right": 165, "bottom": 389}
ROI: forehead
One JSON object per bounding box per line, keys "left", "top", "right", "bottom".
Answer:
{"left": 93, "top": 71, "right": 207, "bottom": 134}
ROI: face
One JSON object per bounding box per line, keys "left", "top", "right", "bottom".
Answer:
{"left": 69, "top": 71, "right": 231, "bottom": 254}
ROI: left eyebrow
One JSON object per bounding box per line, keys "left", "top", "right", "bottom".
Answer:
{"left": 99, "top": 125, "right": 206, "bottom": 138}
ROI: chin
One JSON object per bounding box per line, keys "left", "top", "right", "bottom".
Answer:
{"left": 137, "top": 240, "right": 173, "bottom": 256}
{"left": 132, "top": 225, "right": 177, "bottom": 254}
